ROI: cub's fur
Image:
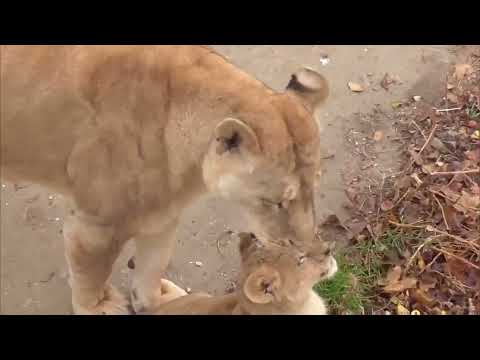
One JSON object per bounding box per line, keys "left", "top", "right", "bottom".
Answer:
{"left": 1, "top": 46, "right": 329, "bottom": 314}
{"left": 149, "top": 233, "right": 337, "bottom": 315}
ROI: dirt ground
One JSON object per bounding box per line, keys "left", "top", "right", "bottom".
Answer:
{"left": 0, "top": 45, "right": 455, "bottom": 314}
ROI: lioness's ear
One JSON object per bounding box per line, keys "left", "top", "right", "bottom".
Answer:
{"left": 214, "top": 118, "right": 260, "bottom": 155}
{"left": 286, "top": 68, "right": 329, "bottom": 111}
{"left": 243, "top": 267, "right": 281, "bottom": 304}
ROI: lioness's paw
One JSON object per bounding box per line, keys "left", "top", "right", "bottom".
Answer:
{"left": 73, "top": 285, "right": 131, "bottom": 315}
{"left": 130, "top": 279, "right": 187, "bottom": 314}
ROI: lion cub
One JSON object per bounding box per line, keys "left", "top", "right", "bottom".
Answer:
{"left": 148, "top": 233, "right": 337, "bottom": 315}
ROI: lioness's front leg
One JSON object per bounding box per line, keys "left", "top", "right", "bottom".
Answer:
{"left": 63, "top": 214, "right": 130, "bottom": 315}
{"left": 130, "top": 219, "right": 179, "bottom": 313}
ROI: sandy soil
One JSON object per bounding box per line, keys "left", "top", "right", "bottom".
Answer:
{"left": 0, "top": 45, "right": 454, "bottom": 314}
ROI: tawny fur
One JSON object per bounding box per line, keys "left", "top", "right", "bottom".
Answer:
{"left": 1, "top": 45, "right": 329, "bottom": 314}
{"left": 149, "top": 233, "right": 337, "bottom": 315}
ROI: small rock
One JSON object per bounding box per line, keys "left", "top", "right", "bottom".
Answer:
{"left": 348, "top": 82, "right": 364, "bottom": 92}
{"left": 319, "top": 54, "right": 330, "bottom": 66}
{"left": 413, "top": 96, "right": 422, "bottom": 102}
{"left": 186, "top": 287, "right": 192, "bottom": 294}
{"left": 447, "top": 83, "right": 455, "bottom": 90}
{"left": 373, "top": 131, "right": 384, "bottom": 142}
{"left": 194, "top": 261, "right": 203, "bottom": 267}
{"left": 391, "top": 101, "right": 404, "bottom": 109}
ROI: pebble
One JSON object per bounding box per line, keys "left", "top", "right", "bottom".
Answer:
{"left": 186, "top": 287, "right": 192, "bottom": 294}
{"left": 195, "top": 261, "right": 203, "bottom": 267}
{"left": 320, "top": 56, "right": 330, "bottom": 66}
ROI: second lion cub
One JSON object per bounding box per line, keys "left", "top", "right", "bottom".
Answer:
{"left": 147, "top": 233, "right": 337, "bottom": 315}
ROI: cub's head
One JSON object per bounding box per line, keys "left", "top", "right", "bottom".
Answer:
{"left": 202, "top": 68, "right": 328, "bottom": 246}
{"left": 236, "top": 232, "right": 337, "bottom": 315}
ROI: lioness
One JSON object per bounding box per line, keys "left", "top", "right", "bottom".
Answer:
{"left": 1, "top": 45, "right": 331, "bottom": 314}
{"left": 147, "top": 232, "right": 337, "bottom": 315}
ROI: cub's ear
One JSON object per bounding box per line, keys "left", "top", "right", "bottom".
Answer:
{"left": 243, "top": 267, "right": 281, "bottom": 304}
{"left": 286, "top": 68, "right": 329, "bottom": 111}
{"left": 214, "top": 118, "right": 260, "bottom": 156}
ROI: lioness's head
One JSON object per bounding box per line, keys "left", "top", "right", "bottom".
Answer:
{"left": 236, "top": 232, "right": 337, "bottom": 314}
{"left": 203, "top": 68, "right": 328, "bottom": 246}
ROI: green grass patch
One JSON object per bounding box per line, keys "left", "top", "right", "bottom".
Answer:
{"left": 315, "top": 229, "right": 416, "bottom": 314}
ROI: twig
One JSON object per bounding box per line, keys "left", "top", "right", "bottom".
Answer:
{"left": 432, "top": 246, "right": 480, "bottom": 271}
{"left": 435, "top": 107, "right": 462, "bottom": 113}
{"left": 410, "top": 120, "right": 427, "bottom": 140}
{"left": 393, "top": 188, "right": 411, "bottom": 207}
{"left": 320, "top": 154, "right": 335, "bottom": 160}
{"left": 405, "top": 236, "right": 441, "bottom": 272}
{"left": 419, "top": 252, "right": 442, "bottom": 275}
{"left": 432, "top": 194, "right": 450, "bottom": 231}
{"left": 388, "top": 220, "right": 426, "bottom": 229}
{"left": 425, "top": 225, "right": 480, "bottom": 251}
{"left": 418, "top": 124, "right": 438, "bottom": 156}
{"left": 429, "top": 169, "right": 480, "bottom": 176}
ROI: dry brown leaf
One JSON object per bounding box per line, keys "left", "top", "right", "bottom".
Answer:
{"left": 430, "top": 137, "right": 449, "bottom": 153}
{"left": 447, "top": 93, "right": 459, "bottom": 103}
{"left": 467, "top": 121, "right": 479, "bottom": 129}
{"left": 456, "top": 191, "right": 480, "bottom": 210}
{"left": 380, "top": 199, "right": 394, "bottom": 212}
{"left": 384, "top": 277, "right": 418, "bottom": 293}
{"left": 454, "top": 64, "right": 473, "bottom": 81}
{"left": 379, "top": 265, "right": 401, "bottom": 286}
{"left": 444, "top": 205, "right": 462, "bottom": 231}
{"left": 382, "top": 266, "right": 418, "bottom": 293}
{"left": 422, "top": 163, "right": 436, "bottom": 174}
{"left": 348, "top": 81, "right": 364, "bottom": 92}
{"left": 396, "top": 303, "right": 410, "bottom": 315}
{"left": 412, "top": 289, "right": 435, "bottom": 307}
{"left": 419, "top": 276, "right": 437, "bottom": 292}
{"left": 381, "top": 73, "right": 397, "bottom": 90}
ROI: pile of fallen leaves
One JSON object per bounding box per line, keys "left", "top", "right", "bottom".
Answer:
{"left": 339, "top": 56, "right": 480, "bottom": 315}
